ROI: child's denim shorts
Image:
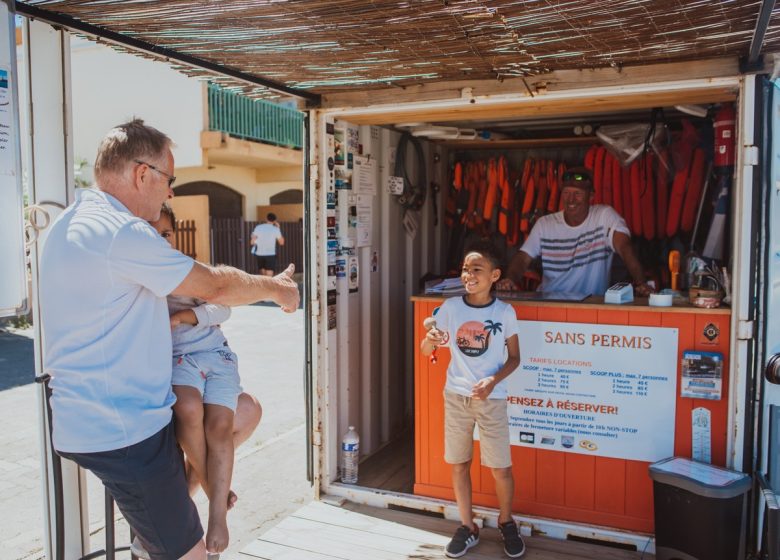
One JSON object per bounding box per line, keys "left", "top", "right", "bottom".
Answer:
{"left": 172, "top": 347, "right": 243, "bottom": 412}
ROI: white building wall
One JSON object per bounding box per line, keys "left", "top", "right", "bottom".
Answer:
{"left": 175, "top": 164, "right": 300, "bottom": 219}
{"left": 69, "top": 37, "right": 204, "bottom": 181}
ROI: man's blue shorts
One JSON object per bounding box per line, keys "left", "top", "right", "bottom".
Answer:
{"left": 58, "top": 421, "right": 203, "bottom": 560}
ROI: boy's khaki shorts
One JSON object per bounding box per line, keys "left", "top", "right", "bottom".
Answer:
{"left": 444, "top": 391, "right": 512, "bottom": 468}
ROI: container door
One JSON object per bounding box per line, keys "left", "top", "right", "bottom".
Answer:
{"left": 755, "top": 75, "right": 780, "bottom": 555}
{"left": 302, "top": 111, "right": 315, "bottom": 483}
{"left": 0, "top": 0, "right": 28, "bottom": 318}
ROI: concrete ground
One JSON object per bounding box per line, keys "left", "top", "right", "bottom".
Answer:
{"left": 0, "top": 304, "right": 313, "bottom": 559}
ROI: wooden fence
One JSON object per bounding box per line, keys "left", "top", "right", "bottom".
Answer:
{"left": 211, "top": 218, "right": 303, "bottom": 275}
{"left": 175, "top": 219, "right": 197, "bottom": 259}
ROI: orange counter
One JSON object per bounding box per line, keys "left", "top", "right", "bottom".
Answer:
{"left": 413, "top": 295, "right": 731, "bottom": 533}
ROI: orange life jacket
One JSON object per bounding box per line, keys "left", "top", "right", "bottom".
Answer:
{"left": 666, "top": 165, "right": 689, "bottom": 238}
{"left": 656, "top": 150, "right": 670, "bottom": 239}
{"left": 611, "top": 156, "right": 623, "bottom": 217}
{"left": 602, "top": 152, "right": 613, "bottom": 207}
{"left": 497, "top": 156, "right": 511, "bottom": 235}
{"left": 520, "top": 172, "right": 536, "bottom": 234}
{"left": 630, "top": 159, "right": 643, "bottom": 237}
{"left": 593, "top": 147, "right": 606, "bottom": 204}
{"left": 474, "top": 160, "right": 489, "bottom": 228}
{"left": 445, "top": 161, "right": 462, "bottom": 228}
{"left": 548, "top": 161, "right": 563, "bottom": 212}
{"left": 584, "top": 144, "right": 598, "bottom": 170}
{"left": 534, "top": 160, "right": 549, "bottom": 220}
{"left": 641, "top": 152, "right": 656, "bottom": 240}
{"left": 622, "top": 166, "right": 633, "bottom": 233}
{"left": 680, "top": 148, "right": 706, "bottom": 234}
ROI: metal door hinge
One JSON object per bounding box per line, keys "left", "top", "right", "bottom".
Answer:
{"left": 737, "top": 320, "right": 755, "bottom": 340}
{"left": 743, "top": 145, "right": 759, "bottom": 166}
{"left": 310, "top": 299, "right": 320, "bottom": 316}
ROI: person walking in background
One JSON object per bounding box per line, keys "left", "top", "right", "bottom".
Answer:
{"left": 251, "top": 213, "right": 285, "bottom": 276}
{"left": 39, "top": 119, "right": 299, "bottom": 560}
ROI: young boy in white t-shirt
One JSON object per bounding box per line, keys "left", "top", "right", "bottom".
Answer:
{"left": 421, "top": 241, "right": 525, "bottom": 558}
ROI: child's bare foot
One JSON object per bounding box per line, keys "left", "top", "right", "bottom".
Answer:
{"left": 228, "top": 490, "right": 238, "bottom": 510}
{"left": 206, "top": 516, "right": 229, "bottom": 554}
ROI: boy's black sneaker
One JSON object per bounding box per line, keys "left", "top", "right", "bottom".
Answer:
{"left": 445, "top": 524, "right": 480, "bottom": 558}
{"left": 498, "top": 520, "right": 526, "bottom": 558}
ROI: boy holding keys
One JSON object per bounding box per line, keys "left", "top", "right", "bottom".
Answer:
{"left": 421, "top": 241, "right": 525, "bottom": 558}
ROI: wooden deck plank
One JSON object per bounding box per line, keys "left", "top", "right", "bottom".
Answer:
{"left": 243, "top": 501, "right": 654, "bottom": 560}
{"left": 293, "top": 501, "right": 450, "bottom": 544}
{"left": 242, "top": 539, "right": 344, "bottom": 559}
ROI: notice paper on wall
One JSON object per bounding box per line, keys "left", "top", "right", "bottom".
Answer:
{"left": 353, "top": 155, "right": 377, "bottom": 194}
{"left": 505, "top": 321, "right": 678, "bottom": 462}
{"left": 356, "top": 195, "right": 372, "bottom": 247}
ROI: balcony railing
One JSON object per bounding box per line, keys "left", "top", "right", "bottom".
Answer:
{"left": 207, "top": 83, "right": 303, "bottom": 149}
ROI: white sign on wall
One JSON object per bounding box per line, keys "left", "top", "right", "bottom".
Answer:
{"left": 0, "top": 1, "right": 27, "bottom": 317}
{"left": 506, "top": 321, "right": 678, "bottom": 462}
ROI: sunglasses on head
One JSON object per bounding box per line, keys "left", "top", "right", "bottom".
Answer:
{"left": 561, "top": 171, "right": 590, "bottom": 183}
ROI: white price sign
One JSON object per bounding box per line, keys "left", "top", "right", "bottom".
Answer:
{"left": 506, "top": 321, "right": 678, "bottom": 462}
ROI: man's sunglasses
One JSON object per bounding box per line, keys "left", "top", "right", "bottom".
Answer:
{"left": 561, "top": 171, "right": 591, "bottom": 184}
{"left": 134, "top": 159, "right": 176, "bottom": 188}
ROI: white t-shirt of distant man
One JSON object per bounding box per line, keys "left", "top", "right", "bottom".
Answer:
{"left": 251, "top": 222, "right": 283, "bottom": 256}
{"left": 520, "top": 204, "right": 630, "bottom": 296}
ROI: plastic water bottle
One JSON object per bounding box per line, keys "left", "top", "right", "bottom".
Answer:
{"left": 341, "top": 426, "right": 359, "bottom": 484}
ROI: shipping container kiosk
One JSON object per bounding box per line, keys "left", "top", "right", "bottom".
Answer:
{"left": 3, "top": 2, "right": 780, "bottom": 558}
{"left": 307, "top": 65, "right": 780, "bottom": 555}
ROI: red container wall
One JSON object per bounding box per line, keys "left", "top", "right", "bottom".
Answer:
{"left": 414, "top": 299, "right": 731, "bottom": 533}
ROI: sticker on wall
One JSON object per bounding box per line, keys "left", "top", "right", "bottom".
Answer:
{"left": 692, "top": 407, "right": 712, "bottom": 464}
{"left": 387, "top": 175, "right": 404, "bottom": 195}
{"left": 326, "top": 192, "right": 336, "bottom": 209}
{"left": 335, "top": 167, "right": 352, "bottom": 190}
{"left": 348, "top": 255, "right": 359, "bottom": 293}
{"left": 371, "top": 250, "right": 379, "bottom": 273}
{"left": 335, "top": 256, "right": 346, "bottom": 279}
{"left": 702, "top": 322, "right": 720, "bottom": 343}
{"left": 327, "top": 290, "right": 337, "bottom": 330}
{"left": 334, "top": 128, "right": 345, "bottom": 166}
{"left": 680, "top": 350, "right": 723, "bottom": 400}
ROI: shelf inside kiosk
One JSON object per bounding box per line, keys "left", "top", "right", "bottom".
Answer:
{"left": 333, "top": 98, "right": 737, "bottom": 537}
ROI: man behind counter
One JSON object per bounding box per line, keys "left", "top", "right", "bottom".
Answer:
{"left": 498, "top": 167, "right": 653, "bottom": 297}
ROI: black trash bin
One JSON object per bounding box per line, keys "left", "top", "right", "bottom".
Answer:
{"left": 649, "top": 457, "right": 751, "bottom": 560}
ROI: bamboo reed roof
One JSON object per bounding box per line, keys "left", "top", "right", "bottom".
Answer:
{"left": 20, "top": 0, "right": 780, "bottom": 98}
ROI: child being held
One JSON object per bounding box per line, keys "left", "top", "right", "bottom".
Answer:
{"left": 150, "top": 203, "right": 241, "bottom": 556}
{"left": 421, "top": 240, "right": 525, "bottom": 559}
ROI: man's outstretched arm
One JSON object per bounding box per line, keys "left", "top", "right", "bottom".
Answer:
{"left": 172, "top": 263, "right": 299, "bottom": 312}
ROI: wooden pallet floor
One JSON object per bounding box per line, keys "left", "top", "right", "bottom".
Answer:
{"left": 357, "top": 434, "right": 414, "bottom": 494}
{"left": 240, "top": 501, "right": 654, "bottom": 560}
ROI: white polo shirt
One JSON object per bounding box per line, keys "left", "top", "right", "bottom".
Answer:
{"left": 251, "top": 222, "right": 282, "bottom": 256}
{"left": 40, "top": 188, "right": 194, "bottom": 453}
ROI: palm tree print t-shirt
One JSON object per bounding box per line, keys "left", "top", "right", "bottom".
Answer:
{"left": 432, "top": 296, "right": 519, "bottom": 399}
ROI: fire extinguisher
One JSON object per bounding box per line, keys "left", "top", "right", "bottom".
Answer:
{"left": 713, "top": 103, "right": 735, "bottom": 168}
{"left": 702, "top": 103, "right": 735, "bottom": 259}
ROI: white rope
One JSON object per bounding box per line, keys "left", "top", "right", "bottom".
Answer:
{"left": 24, "top": 201, "right": 65, "bottom": 247}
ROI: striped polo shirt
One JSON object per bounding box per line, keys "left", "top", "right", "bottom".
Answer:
{"left": 520, "top": 205, "right": 629, "bottom": 296}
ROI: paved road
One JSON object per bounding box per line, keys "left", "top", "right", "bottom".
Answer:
{"left": 0, "top": 304, "right": 313, "bottom": 559}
